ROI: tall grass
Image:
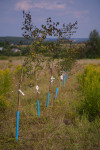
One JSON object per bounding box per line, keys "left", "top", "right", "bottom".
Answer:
{"left": 77, "top": 64, "right": 100, "bottom": 121}
{"left": 0, "top": 59, "right": 100, "bottom": 150}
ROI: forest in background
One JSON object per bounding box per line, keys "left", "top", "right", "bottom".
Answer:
{"left": 0, "top": 36, "right": 88, "bottom": 45}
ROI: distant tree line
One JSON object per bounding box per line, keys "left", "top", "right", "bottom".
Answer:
{"left": 0, "top": 37, "right": 32, "bottom": 45}
{"left": 0, "top": 29, "right": 100, "bottom": 58}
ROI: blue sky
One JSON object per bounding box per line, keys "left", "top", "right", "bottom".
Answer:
{"left": 0, "top": 0, "right": 100, "bottom": 38}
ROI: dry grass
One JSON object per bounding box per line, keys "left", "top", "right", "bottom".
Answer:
{"left": 77, "top": 59, "right": 100, "bottom": 65}
{"left": 0, "top": 57, "right": 100, "bottom": 150}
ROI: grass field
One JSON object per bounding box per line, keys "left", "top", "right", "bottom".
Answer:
{"left": 0, "top": 57, "right": 100, "bottom": 150}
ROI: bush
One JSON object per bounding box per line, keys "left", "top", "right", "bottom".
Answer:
{"left": 0, "top": 68, "right": 12, "bottom": 111}
{"left": 77, "top": 64, "right": 100, "bottom": 121}
{"left": 0, "top": 96, "right": 9, "bottom": 111}
{"left": 14, "top": 65, "right": 22, "bottom": 79}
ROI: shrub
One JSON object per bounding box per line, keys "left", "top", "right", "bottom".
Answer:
{"left": 0, "top": 96, "right": 9, "bottom": 111}
{"left": 14, "top": 65, "right": 22, "bottom": 79}
{"left": 77, "top": 64, "right": 100, "bottom": 121}
{"left": 0, "top": 68, "right": 12, "bottom": 111}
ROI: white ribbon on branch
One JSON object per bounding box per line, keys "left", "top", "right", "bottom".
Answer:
{"left": 36, "top": 85, "right": 40, "bottom": 94}
{"left": 60, "top": 75, "right": 63, "bottom": 80}
{"left": 18, "top": 89, "right": 25, "bottom": 96}
{"left": 51, "top": 76, "right": 55, "bottom": 83}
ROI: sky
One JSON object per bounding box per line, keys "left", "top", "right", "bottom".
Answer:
{"left": 0, "top": 0, "right": 100, "bottom": 38}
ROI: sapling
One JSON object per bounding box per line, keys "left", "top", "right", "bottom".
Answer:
{"left": 22, "top": 11, "right": 78, "bottom": 107}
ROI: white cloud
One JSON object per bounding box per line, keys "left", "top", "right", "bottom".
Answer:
{"left": 33, "top": 1, "right": 65, "bottom": 10}
{"left": 15, "top": 1, "right": 32, "bottom": 10}
{"left": 15, "top": 0, "right": 66, "bottom": 11}
{"left": 73, "top": 10, "right": 89, "bottom": 19}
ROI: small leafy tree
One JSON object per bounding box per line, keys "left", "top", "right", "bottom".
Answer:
{"left": 21, "top": 11, "right": 79, "bottom": 103}
{"left": 22, "top": 11, "right": 78, "bottom": 94}
{"left": 22, "top": 11, "right": 78, "bottom": 69}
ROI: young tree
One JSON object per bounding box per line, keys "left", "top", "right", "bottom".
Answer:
{"left": 21, "top": 11, "right": 78, "bottom": 107}
{"left": 22, "top": 11, "right": 78, "bottom": 69}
